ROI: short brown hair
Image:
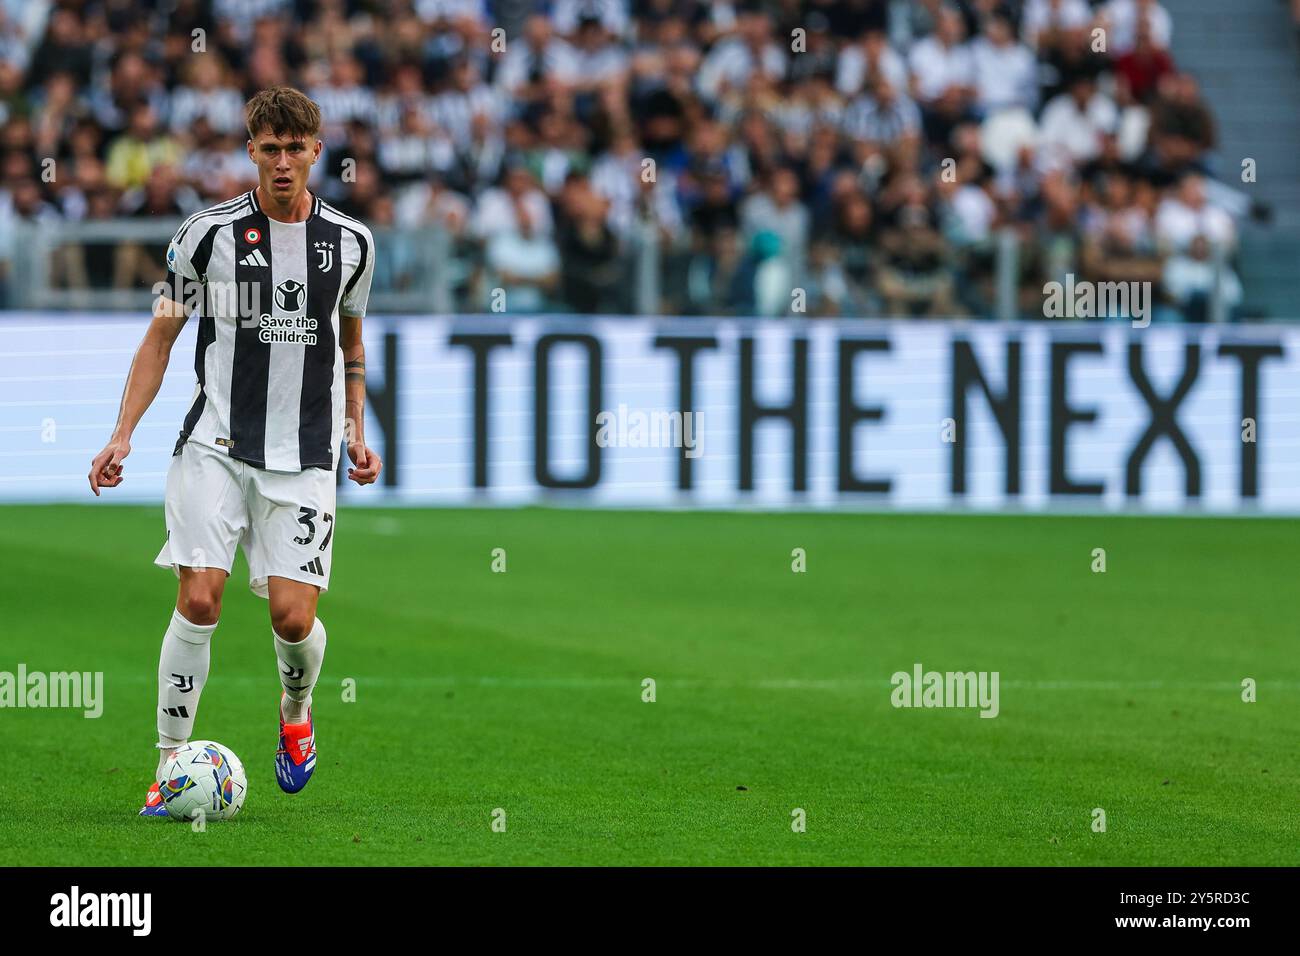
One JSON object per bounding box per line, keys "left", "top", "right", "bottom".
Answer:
{"left": 245, "top": 87, "right": 321, "bottom": 142}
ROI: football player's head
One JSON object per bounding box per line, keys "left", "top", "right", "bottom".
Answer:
{"left": 245, "top": 87, "right": 322, "bottom": 202}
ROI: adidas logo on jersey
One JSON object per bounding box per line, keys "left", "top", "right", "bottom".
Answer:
{"left": 240, "top": 249, "right": 269, "bottom": 267}
{"left": 299, "top": 557, "right": 324, "bottom": 576}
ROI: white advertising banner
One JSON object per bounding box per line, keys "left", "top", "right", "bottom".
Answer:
{"left": 1, "top": 313, "right": 1297, "bottom": 513}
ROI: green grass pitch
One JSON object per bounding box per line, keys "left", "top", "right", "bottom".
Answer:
{"left": 0, "top": 504, "right": 1295, "bottom": 866}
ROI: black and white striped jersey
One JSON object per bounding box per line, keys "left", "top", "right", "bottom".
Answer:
{"left": 164, "top": 188, "right": 375, "bottom": 472}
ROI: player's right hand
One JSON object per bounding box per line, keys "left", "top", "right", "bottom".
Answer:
{"left": 89, "top": 438, "right": 131, "bottom": 496}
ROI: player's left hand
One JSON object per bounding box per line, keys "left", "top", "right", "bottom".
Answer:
{"left": 346, "top": 442, "right": 382, "bottom": 485}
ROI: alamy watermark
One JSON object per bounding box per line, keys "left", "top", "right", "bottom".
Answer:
{"left": 595, "top": 404, "right": 702, "bottom": 458}
{"left": 49, "top": 886, "right": 150, "bottom": 935}
{"left": 1043, "top": 274, "right": 1151, "bottom": 328}
{"left": 890, "top": 663, "right": 999, "bottom": 718}
{"left": 0, "top": 665, "right": 103, "bottom": 718}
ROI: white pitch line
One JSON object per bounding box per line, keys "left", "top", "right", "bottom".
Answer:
{"left": 99, "top": 675, "right": 1300, "bottom": 690}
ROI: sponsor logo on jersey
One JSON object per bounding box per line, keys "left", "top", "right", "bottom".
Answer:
{"left": 239, "top": 249, "right": 269, "bottom": 267}
{"left": 275, "top": 278, "right": 305, "bottom": 312}
{"left": 257, "top": 314, "right": 319, "bottom": 345}
{"left": 257, "top": 280, "right": 319, "bottom": 344}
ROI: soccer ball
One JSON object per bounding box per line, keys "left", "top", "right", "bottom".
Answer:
{"left": 158, "top": 740, "right": 247, "bottom": 822}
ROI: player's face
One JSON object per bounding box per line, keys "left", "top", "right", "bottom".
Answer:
{"left": 248, "top": 130, "right": 320, "bottom": 200}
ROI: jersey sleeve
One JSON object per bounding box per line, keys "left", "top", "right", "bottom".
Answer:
{"left": 166, "top": 222, "right": 203, "bottom": 282}
{"left": 163, "top": 219, "right": 205, "bottom": 306}
{"left": 340, "top": 227, "right": 375, "bottom": 318}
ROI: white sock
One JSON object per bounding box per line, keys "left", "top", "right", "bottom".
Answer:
{"left": 156, "top": 609, "right": 216, "bottom": 758}
{"left": 155, "top": 734, "right": 185, "bottom": 782}
{"left": 274, "top": 617, "right": 326, "bottom": 724}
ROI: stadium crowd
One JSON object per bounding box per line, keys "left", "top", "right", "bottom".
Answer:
{"left": 0, "top": 0, "right": 1245, "bottom": 319}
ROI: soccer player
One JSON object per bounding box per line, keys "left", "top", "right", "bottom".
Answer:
{"left": 87, "top": 88, "right": 381, "bottom": 815}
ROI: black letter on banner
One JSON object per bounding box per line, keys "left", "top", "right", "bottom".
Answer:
{"left": 337, "top": 331, "right": 399, "bottom": 488}
{"left": 1126, "top": 342, "right": 1200, "bottom": 497}
{"left": 653, "top": 335, "right": 719, "bottom": 490}
{"left": 1218, "top": 342, "right": 1283, "bottom": 498}
{"left": 449, "top": 332, "right": 513, "bottom": 488}
{"left": 837, "top": 338, "right": 891, "bottom": 493}
{"left": 951, "top": 338, "right": 1021, "bottom": 495}
{"left": 1049, "top": 340, "right": 1104, "bottom": 495}
{"left": 739, "top": 336, "right": 807, "bottom": 491}
{"left": 534, "top": 333, "right": 602, "bottom": 489}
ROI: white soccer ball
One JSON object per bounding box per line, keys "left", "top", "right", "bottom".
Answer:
{"left": 159, "top": 740, "right": 247, "bottom": 822}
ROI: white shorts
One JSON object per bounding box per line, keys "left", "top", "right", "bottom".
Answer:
{"left": 154, "top": 440, "right": 336, "bottom": 598}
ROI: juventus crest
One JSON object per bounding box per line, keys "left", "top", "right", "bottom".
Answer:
{"left": 314, "top": 239, "right": 335, "bottom": 273}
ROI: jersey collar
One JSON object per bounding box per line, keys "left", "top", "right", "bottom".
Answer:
{"left": 251, "top": 185, "right": 318, "bottom": 225}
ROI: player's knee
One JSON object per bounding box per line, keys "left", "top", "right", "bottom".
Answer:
{"left": 178, "top": 591, "right": 221, "bottom": 625}
{"left": 271, "top": 607, "right": 314, "bottom": 642}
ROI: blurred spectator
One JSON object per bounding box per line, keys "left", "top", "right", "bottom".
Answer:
{"left": 556, "top": 173, "right": 623, "bottom": 313}
{"left": 378, "top": 102, "right": 455, "bottom": 185}
{"left": 524, "top": 107, "right": 590, "bottom": 193}
{"left": 786, "top": 12, "right": 837, "bottom": 84}
{"left": 117, "top": 164, "right": 195, "bottom": 288}
{"left": 433, "top": 56, "right": 503, "bottom": 146}
{"left": 24, "top": 7, "right": 93, "bottom": 90}
{"left": 1079, "top": 170, "right": 1163, "bottom": 289}
{"left": 1155, "top": 172, "right": 1236, "bottom": 253}
{"left": 908, "top": 4, "right": 974, "bottom": 146}
{"left": 495, "top": 13, "right": 578, "bottom": 100}
{"left": 474, "top": 161, "right": 553, "bottom": 239}
{"left": 696, "top": 4, "right": 786, "bottom": 103}
{"left": 1144, "top": 72, "right": 1215, "bottom": 180}
{"left": 836, "top": 29, "right": 907, "bottom": 98}
{"left": 591, "top": 125, "right": 681, "bottom": 239}
{"left": 1038, "top": 72, "right": 1118, "bottom": 166}
{"left": 554, "top": 0, "right": 628, "bottom": 38}
{"left": 685, "top": 225, "right": 744, "bottom": 315}
{"left": 804, "top": 238, "right": 850, "bottom": 316}
{"left": 29, "top": 70, "right": 77, "bottom": 160}
{"left": 740, "top": 165, "right": 808, "bottom": 287}
{"left": 395, "top": 173, "right": 471, "bottom": 237}
{"left": 842, "top": 76, "right": 922, "bottom": 156}
{"left": 1113, "top": 17, "right": 1175, "bottom": 104}
{"left": 970, "top": 12, "right": 1037, "bottom": 115}
{"left": 829, "top": 181, "right": 877, "bottom": 310}
{"left": 876, "top": 174, "right": 958, "bottom": 317}
{"left": 310, "top": 55, "right": 377, "bottom": 142}
{"left": 89, "top": 51, "right": 167, "bottom": 135}
{"left": 484, "top": 199, "right": 560, "bottom": 313}
{"left": 331, "top": 159, "right": 384, "bottom": 221}
{"left": 1163, "top": 234, "right": 1241, "bottom": 323}
{"left": 105, "top": 102, "right": 182, "bottom": 191}
{"left": 1021, "top": 0, "right": 1093, "bottom": 53}
{"left": 1098, "top": 0, "right": 1172, "bottom": 56}
{"left": 170, "top": 56, "right": 245, "bottom": 137}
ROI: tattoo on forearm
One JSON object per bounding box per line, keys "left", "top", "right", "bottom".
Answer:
{"left": 345, "top": 359, "right": 365, "bottom": 382}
